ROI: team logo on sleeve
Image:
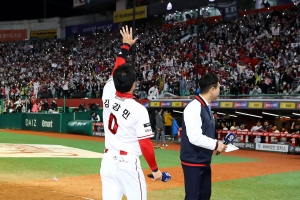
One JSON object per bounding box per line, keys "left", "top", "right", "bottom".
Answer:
{"left": 143, "top": 123, "right": 152, "bottom": 133}
{"left": 143, "top": 123, "right": 151, "bottom": 128}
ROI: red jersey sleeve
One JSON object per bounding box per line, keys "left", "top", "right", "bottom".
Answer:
{"left": 111, "top": 45, "right": 130, "bottom": 75}
{"left": 138, "top": 138, "right": 158, "bottom": 171}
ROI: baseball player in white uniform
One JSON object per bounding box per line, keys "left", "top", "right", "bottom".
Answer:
{"left": 100, "top": 26, "right": 163, "bottom": 200}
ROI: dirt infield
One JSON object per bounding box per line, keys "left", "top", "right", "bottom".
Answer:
{"left": 1, "top": 130, "right": 300, "bottom": 200}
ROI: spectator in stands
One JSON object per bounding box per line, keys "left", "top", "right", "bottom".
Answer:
{"left": 262, "top": 121, "right": 270, "bottom": 132}
{"left": 221, "top": 122, "right": 228, "bottom": 130}
{"left": 260, "top": 120, "right": 270, "bottom": 143}
{"left": 238, "top": 123, "right": 249, "bottom": 142}
{"left": 290, "top": 122, "right": 300, "bottom": 143}
{"left": 33, "top": 81, "right": 40, "bottom": 98}
{"left": 133, "top": 90, "right": 141, "bottom": 99}
{"left": 38, "top": 100, "right": 43, "bottom": 112}
{"left": 237, "top": 124, "right": 248, "bottom": 131}
{"left": 259, "top": 79, "right": 268, "bottom": 94}
{"left": 260, "top": 0, "right": 266, "bottom": 8}
{"left": 249, "top": 85, "right": 262, "bottom": 95}
{"left": 43, "top": 100, "right": 49, "bottom": 113}
{"left": 148, "top": 85, "right": 159, "bottom": 100}
{"left": 268, "top": 78, "right": 277, "bottom": 94}
{"left": 271, "top": 125, "right": 280, "bottom": 143}
{"left": 251, "top": 121, "right": 263, "bottom": 132}
{"left": 21, "top": 100, "right": 27, "bottom": 113}
{"left": 14, "top": 98, "right": 22, "bottom": 113}
{"left": 27, "top": 100, "right": 33, "bottom": 113}
{"left": 230, "top": 121, "right": 239, "bottom": 131}
{"left": 31, "top": 101, "right": 38, "bottom": 113}
{"left": 291, "top": 84, "right": 300, "bottom": 94}
{"left": 251, "top": 121, "right": 263, "bottom": 143}
{"left": 78, "top": 103, "right": 86, "bottom": 112}
{"left": 267, "top": 123, "right": 274, "bottom": 132}
{"left": 280, "top": 127, "right": 289, "bottom": 133}
{"left": 272, "top": 125, "right": 279, "bottom": 133}
{"left": 62, "top": 81, "right": 69, "bottom": 97}
{"left": 290, "top": 122, "right": 300, "bottom": 134}
{"left": 51, "top": 99, "right": 58, "bottom": 112}
{"left": 282, "top": 83, "right": 292, "bottom": 95}
{"left": 279, "top": 126, "right": 289, "bottom": 143}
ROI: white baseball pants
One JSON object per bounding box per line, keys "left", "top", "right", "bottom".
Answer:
{"left": 100, "top": 149, "right": 147, "bottom": 200}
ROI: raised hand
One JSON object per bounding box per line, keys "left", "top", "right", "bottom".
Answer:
{"left": 120, "top": 25, "right": 138, "bottom": 47}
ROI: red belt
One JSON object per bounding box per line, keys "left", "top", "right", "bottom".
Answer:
{"left": 104, "top": 149, "right": 128, "bottom": 155}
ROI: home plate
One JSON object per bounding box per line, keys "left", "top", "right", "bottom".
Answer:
{"left": 0, "top": 143, "right": 103, "bottom": 158}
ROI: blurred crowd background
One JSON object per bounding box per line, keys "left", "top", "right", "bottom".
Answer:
{"left": 1, "top": 5, "right": 300, "bottom": 113}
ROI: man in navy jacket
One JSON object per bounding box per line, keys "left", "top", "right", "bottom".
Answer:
{"left": 180, "top": 73, "right": 227, "bottom": 200}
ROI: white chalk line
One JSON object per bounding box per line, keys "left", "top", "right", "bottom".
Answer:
{"left": 25, "top": 186, "right": 95, "bottom": 200}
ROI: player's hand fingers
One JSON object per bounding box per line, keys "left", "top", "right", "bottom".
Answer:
{"left": 152, "top": 173, "right": 162, "bottom": 182}
{"left": 153, "top": 177, "right": 161, "bottom": 182}
{"left": 120, "top": 29, "right": 124, "bottom": 38}
{"left": 151, "top": 171, "right": 161, "bottom": 181}
{"left": 122, "top": 26, "right": 126, "bottom": 34}
{"left": 129, "top": 26, "right": 132, "bottom": 37}
{"left": 125, "top": 25, "right": 129, "bottom": 35}
{"left": 132, "top": 37, "right": 138, "bottom": 45}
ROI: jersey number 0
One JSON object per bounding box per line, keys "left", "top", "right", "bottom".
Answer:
{"left": 108, "top": 113, "right": 118, "bottom": 134}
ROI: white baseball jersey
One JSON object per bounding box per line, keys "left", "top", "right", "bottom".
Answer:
{"left": 102, "top": 77, "right": 154, "bottom": 156}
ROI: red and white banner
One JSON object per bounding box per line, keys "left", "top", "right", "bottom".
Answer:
{"left": 217, "top": 130, "right": 300, "bottom": 138}
{"left": 0, "top": 29, "right": 27, "bottom": 42}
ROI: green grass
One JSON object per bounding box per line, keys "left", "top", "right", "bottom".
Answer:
{"left": 212, "top": 171, "right": 300, "bottom": 200}
{"left": 151, "top": 149, "right": 257, "bottom": 168}
{"left": 147, "top": 171, "right": 300, "bottom": 200}
{"left": 0, "top": 131, "right": 257, "bottom": 181}
{"left": 148, "top": 187, "right": 185, "bottom": 200}
{"left": 1, "top": 131, "right": 299, "bottom": 199}
{"left": 0, "top": 158, "right": 101, "bottom": 180}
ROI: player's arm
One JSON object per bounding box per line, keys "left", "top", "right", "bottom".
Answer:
{"left": 184, "top": 100, "right": 222, "bottom": 151}
{"left": 111, "top": 44, "right": 130, "bottom": 75}
{"left": 138, "top": 139, "right": 158, "bottom": 167}
{"left": 136, "top": 108, "right": 162, "bottom": 181}
{"left": 111, "top": 25, "right": 138, "bottom": 76}
{"left": 138, "top": 139, "right": 162, "bottom": 181}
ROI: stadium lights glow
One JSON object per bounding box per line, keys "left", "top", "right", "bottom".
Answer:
{"left": 229, "top": 115, "right": 238, "bottom": 118}
{"left": 235, "top": 111, "right": 263, "bottom": 118}
{"left": 167, "top": 2, "right": 172, "bottom": 10}
{"left": 292, "top": 113, "right": 300, "bottom": 116}
{"left": 173, "top": 110, "right": 183, "bottom": 114}
{"left": 282, "top": 116, "right": 290, "bottom": 118}
{"left": 262, "top": 112, "right": 279, "bottom": 117}
{"left": 217, "top": 112, "right": 226, "bottom": 115}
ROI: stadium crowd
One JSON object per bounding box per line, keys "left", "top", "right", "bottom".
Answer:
{"left": 1, "top": 5, "right": 300, "bottom": 113}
